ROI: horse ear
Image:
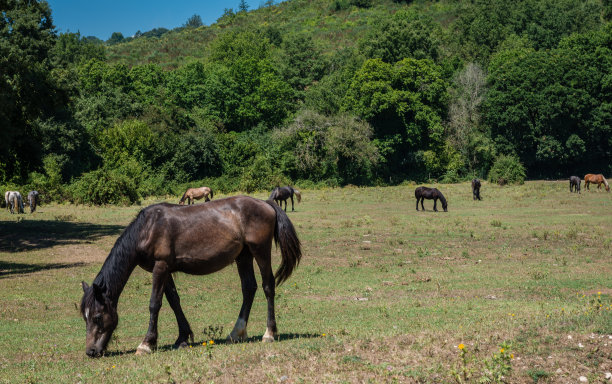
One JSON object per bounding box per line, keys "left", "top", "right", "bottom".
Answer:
{"left": 81, "top": 281, "right": 89, "bottom": 292}
{"left": 92, "top": 283, "right": 105, "bottom": 301}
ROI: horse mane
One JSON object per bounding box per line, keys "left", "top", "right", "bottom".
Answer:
{"left": 179, "top": 190, "right": 188, "bottom": 203}
{"left": 436, "top": 189, "right": 448, "bottom": 208}
{"left": 91, "top": 209, "right": 148, "bottom": 300}
{"left": 603, "top": 176, "right": 609, "bottom": 187}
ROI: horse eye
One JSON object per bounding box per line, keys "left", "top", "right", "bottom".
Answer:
{"left": 94, "top": 314, "right": 103, "bottom": 326}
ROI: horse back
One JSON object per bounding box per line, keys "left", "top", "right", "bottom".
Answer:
{"left": 138, "top": 197, "right": 276, "bottom": 273}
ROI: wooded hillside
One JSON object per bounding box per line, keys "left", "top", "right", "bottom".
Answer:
{"left": 2, "top": 0, "right": 611, "bottom": 203}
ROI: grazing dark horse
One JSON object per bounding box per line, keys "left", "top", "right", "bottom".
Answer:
{"left": 269, "top": 186, "right": 301, "bottom": 212}
{"left": 27, "top": 191, "right": 40, "bottom": 212}
{"left": 415, "top": 186, "right": 448, "bottom": 212}
{"left": 5, "top": 191, "right": 24, "bottom": 214}
{"left": 472, "top": 178, "right": 482, "bottom": 200}
{"left": 179, "top": 186, "right": 213, "bottom": 205}
{"left": 569, "top": 176, "right": 581, "bottom": 194}
{"left": 584, "top": 174, "right": 610, "bottom": 192}
{"left": 80, "top": 196, "right": 301, "bottom": 358}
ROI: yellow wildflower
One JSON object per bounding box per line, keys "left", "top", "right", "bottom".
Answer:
{"left": 500, "top": 348, "right": 505, "bottom": 353}
{"left": 510, "top": 354, "right": 514, "bottom": 359}
{"left": 209, "top": 340, "right": 214, "bottom": 345}
{"left": 458, "top": 343, "right": 465, "bottom": 350}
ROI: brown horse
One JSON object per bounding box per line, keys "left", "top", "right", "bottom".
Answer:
{"left": 584, "top": 174, "right": 610, "bottom": 192}
{"left": 80, "top": 196, "right": 301, "bottom": 357}
{"left": 179, "top": 186, "right": 213, "bottom": 205}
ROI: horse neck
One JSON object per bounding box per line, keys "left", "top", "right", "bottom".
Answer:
{"left": 93, "top": 240, "right": 139, "bottom": 305}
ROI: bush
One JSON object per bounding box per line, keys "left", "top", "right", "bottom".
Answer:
{"left": 488, "top": 155, "right": 526, "bottom": 185}
{"left": 68, "top": 168, "right": 140, "bottom": 205}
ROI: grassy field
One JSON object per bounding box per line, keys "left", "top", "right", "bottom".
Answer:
{"left": 0, "top": 181, "right": 610, "bottom": 383}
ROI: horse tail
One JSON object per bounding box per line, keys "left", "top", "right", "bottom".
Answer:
{"left": 12, "top": 195, "right": 18, "bottom": 214}
{"left": 293, "top": 189, "right": 301, "bottom": 203}
{"left": 265, "top": 200, "right": 302, "bottom": 287}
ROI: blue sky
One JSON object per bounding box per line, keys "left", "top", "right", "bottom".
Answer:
{"left": 47, "top": 1, "right": 272, "bottom": 40}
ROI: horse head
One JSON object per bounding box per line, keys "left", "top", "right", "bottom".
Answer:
{"left": 80, "top": 281, "right": 118, "bottom": 357}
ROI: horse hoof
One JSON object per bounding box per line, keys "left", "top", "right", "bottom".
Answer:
{"left": 262, "top": 335, "right": 275, "bottom": 343}
{"left": 135, "top": 343, "right": 153, "bottom": 355}
{"left": 227, "top": 333, "right": 247, "bottom": 343}
{"left": 173, "top": 341, "right": 189, "bottom": 349}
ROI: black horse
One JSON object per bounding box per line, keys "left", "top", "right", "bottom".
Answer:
{"left": 471, "top": 179, "right": 482, "bottom": 200}
{"left": 80, "top": 196, "right": 301, "bottom": 357}
{"left": 27, "top": 191, "right": 39, "bottom": 212}
{"left": 269, "top": 186, "right": 301, "bottom": 212}
{"left": 415, "top": 186, "right": 448, "bottom": 212}
{"left": 569, "top": 176, "right": 581, "bottom": 194}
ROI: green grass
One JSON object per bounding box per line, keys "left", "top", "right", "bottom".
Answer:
{"left": 0, "top": 181, "right": 610, "bottom": 383}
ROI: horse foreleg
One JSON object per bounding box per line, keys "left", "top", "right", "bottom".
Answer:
{"left": 137, "top": 262, "right": 169, "bottom": 355}
{"left": 433, "top": 198, "right": 438, "bottom": 212}
{"left": 416, "top": 198, "right": 419, "bottom": 211}
{"left": 421, "top": 198, "right": 425, "bottom": 211}
{"left": 228, "top": 251, "right": 256, "bottom": 343}
{"left": 164, "top": 275, "right": 193, "bottom": 348}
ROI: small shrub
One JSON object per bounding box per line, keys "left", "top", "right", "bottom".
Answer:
{"left": 488, "top": 155, "right": 525, "bottom": 185}
{"left": 68, "top": 168, "right": 140, "bottom": 205}
{"left": 490, "top": 220, "right": 502, "bottom": 228}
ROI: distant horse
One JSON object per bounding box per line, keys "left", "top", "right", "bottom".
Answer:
{"left": 6, "top": 191, "right": 24, "bottom": 214}
{"left": 179, "top": 186, "right": 213, "bottom": 205}
{"left": 569, "top": 176, "right": 581, "bottom": 194}
{"left": 28, "top": 191, "right": 40, "bottom": 212}
{"left": 415, "top": 186, "right": 448, "bottom": 212}
{"left": 584, "top": 174, "right": 610, "bottom": 192}
{"left": 80, "top": 196, "right": 301, "bottom": 357}
{"left": 472, "top": 178, "right": 482, "bottom": 200}
{"left": 269, "top": 186, "right": 301, "bottom": 212}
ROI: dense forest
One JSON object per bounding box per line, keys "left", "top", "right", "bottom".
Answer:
{"left": 2, "top": 0, "right": 611, "bottom": 204}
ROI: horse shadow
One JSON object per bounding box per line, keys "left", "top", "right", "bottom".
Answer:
{"left": 0, "top": 220, "right": 123, "bottom": 253}
{"left": 0, "top": 260, "right": 86, "bottom": 279}
{"left": 103, "top": 333, "right": 323, "bottom": 357}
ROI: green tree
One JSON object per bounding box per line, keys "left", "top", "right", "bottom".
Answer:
{"left": 107, "top": 32, "right": 124, "bottom": 45}
{"left": 0, "top": 0, "right": 59, "bottom": 182}
{"left": 238, "top": 0, "right": 249, "bottom": 13}
{"left": 184, "top": 14, "right": 203, "bottom": 28}
{"left": 344, "top": 58, "right": 448, "bottom": 179}
{"left": 360, "top": 9, "right": 440, "bottom": 63}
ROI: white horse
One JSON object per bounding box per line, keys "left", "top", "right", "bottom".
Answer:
{"left": 6, "top": 191, "right": 24, "bottom": 214}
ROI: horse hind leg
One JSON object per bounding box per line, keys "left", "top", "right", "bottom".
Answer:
{"left": 228, "top": 249, "right": 257, "bottom": 343}
{"left": 164, "top": 275, "right": 194, "bottom": 348}
{"left": 252, "top": 244, "right": 277, "bottom": 343}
